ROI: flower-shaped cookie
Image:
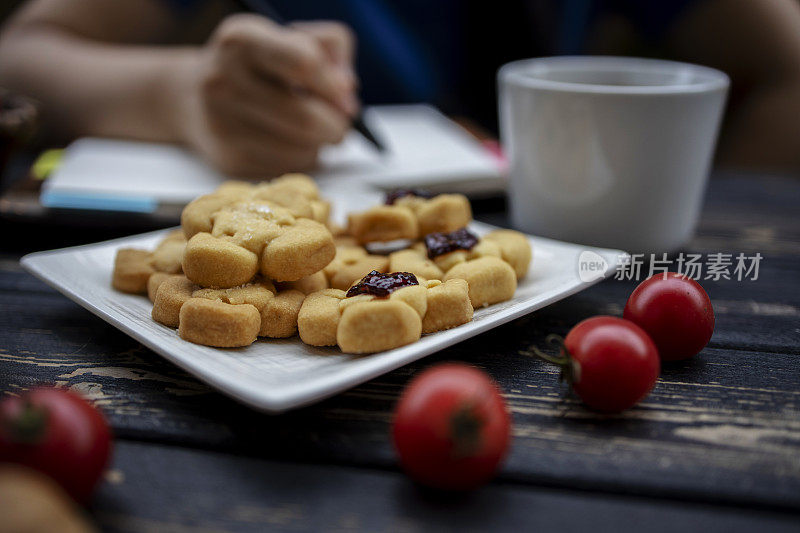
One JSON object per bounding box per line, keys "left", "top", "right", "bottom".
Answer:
{"left": 276, "top": 236, "right": 395, "bottom": 293}
{"left": 182, "top": 200, "right": 335, "bottom": 287}
{"left": 297, "top": 271, "right": 473, "bottom": 353}
{"left": 112, "top": 230, "right": 186, "bottom": 294}
{"left": 347, "top": 190, "right": 472, "bottom": 244}
{"left": 150, "top": 275, "right": 305, "bottom": 347}
{"left": 276, "top": 270, "right": 329, "bottom": 295}
{"left": 112, "top": 249, "right": 155, "bottom": 294}
{"left": 321, "top": 240, "right": 389, "bottom": 291}
{"left": 181, "top": 174, "right": 330, "bottom": 238}
{"left": 388, "top": 228, "right": 532, "bottom": 307}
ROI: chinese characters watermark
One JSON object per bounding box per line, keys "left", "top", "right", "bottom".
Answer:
{"left": 613, "top": 252, "right": 763, "bottom": 281}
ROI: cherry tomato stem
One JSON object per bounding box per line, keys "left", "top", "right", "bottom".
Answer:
{"left": 525, "top": 317, "right": 660, "bottom": 413}
{"left": 2, "top": 401, "right": 48, "bottom": 444}
{"left": 522, "top": 334, "right": 576, "bottom": 383}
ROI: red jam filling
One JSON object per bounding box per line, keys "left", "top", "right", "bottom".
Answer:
{"left": 425, "top": 228, "right": 479, "bottom": 259}
{"left": 346, "top": 270, "right": 419, "bottom": 298}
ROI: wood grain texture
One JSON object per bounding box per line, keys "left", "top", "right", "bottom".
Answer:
{"left": 1, "top": 173, "right": 799, "bottom": 528}
{"left": 92, "top": 440, "right": 800, "bottom": 533}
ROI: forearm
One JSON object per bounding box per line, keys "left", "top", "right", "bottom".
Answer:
{"left": 0, "top": 25, "right": 200, "bottom": 143}
{"left": 0, "top": 1, "right": 358, "bottom": 176}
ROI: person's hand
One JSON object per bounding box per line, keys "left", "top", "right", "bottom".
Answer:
{"left": 174, "top": 14, "right": 358, "bottom": 177}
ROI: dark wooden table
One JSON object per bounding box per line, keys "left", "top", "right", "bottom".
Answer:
{"left": 1, "top": 171, "right": 799, "bottom": 532}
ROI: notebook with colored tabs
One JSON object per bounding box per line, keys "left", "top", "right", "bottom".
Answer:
{"left": 40, "top": 105, "right": 504, "bottom": 214}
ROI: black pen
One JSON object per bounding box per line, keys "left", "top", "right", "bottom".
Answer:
{"left": 234, "top": 0, "right": 386, "bottom": 152}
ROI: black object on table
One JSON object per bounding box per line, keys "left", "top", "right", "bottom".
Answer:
{"left": 0, "top": 171, "right": 799, "bottom": 532}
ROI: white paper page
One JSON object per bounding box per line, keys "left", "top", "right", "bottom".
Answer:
{"left": 316, "top": 105, "right": 503, "bottom": 189}
{"left": 42, "top": 104, "right": 503, "bottom": 211}
{"left": 42, "top": 138, "right": 226, "bottom": 205}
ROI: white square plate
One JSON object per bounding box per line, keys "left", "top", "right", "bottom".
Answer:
{"left": 21, "top": 224, "right": 624, "bottom": 413}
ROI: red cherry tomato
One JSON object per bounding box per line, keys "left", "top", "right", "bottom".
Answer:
{"left": 392, "top": 363, "right": 511, "bottom": 490}
{"left": 563, "top": 316, "right": 660, "bottom": 413}
{"left": 0, "top": 387, "right": 112, "bottom": 503}
{"left": 623, "top": 272, "right": 715, "bottom": 361}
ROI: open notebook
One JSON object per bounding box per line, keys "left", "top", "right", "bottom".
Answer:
{"left": 41, "top": 105, "right": 504, "bottom": 213}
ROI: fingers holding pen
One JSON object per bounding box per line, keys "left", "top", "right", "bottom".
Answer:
{"left": 224, "top": 70, "right": 351, "bottom": 146}
{"left": 210, "top": 14, "right": 358, "bottom": 117}
{"left": 178, "top": 13, "right": 360, "bottom": 177}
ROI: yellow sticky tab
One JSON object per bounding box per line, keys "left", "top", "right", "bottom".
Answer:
{"left": 31, "top": 149, "right": 64, "bottom": 180}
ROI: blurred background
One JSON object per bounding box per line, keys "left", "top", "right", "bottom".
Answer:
{"left": 2, "top": 0, "right": 800, "bottom": 172}
{"left": 0, "top": 0, "right": 799, "bottom": 251}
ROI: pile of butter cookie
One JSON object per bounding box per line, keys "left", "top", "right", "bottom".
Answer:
{"left": 112, "top": 177, "right": 532, "bottom": 354}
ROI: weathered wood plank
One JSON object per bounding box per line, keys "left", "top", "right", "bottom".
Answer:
{"left": 92, "top": 440, "right": 800, "bottom": 533}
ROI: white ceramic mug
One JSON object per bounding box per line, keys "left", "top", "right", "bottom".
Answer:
{"left": 498, "top": 56, "right": 729, "bottom": 253}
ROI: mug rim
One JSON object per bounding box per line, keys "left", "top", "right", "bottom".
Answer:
{"left": 499, "top": 56, "right": 729, "bottom": 95}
